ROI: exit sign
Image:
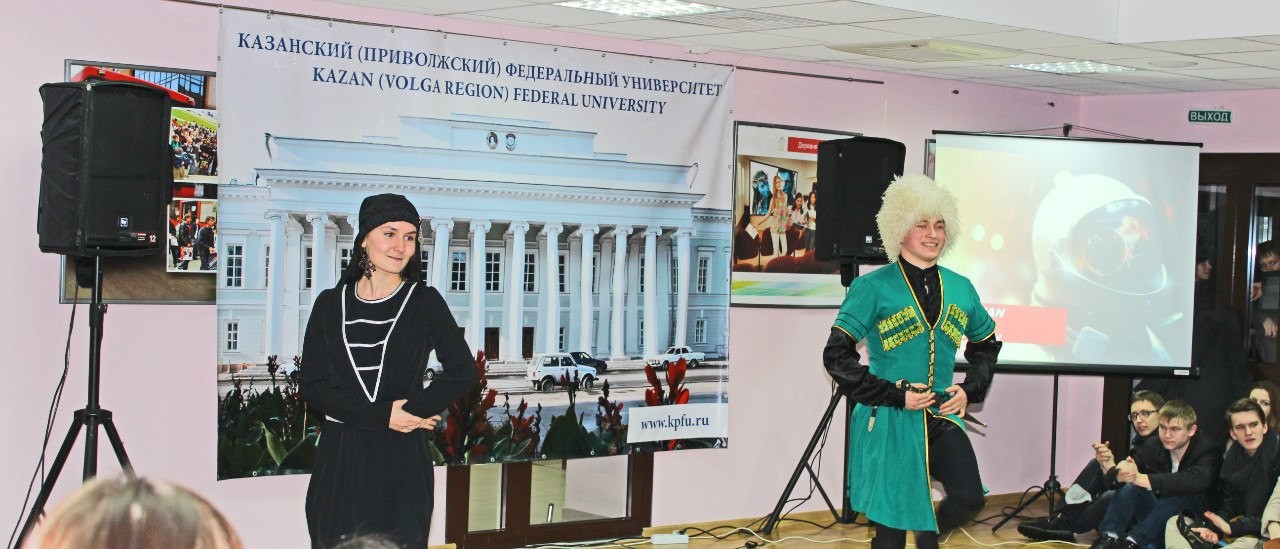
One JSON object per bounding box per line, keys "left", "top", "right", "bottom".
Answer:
{"left": 1189, "top": 109, "right": 1232, "bottom": 124}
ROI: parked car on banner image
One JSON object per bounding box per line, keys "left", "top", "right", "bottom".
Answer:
{"left": 568, "top": 351, "right": 608, "bottom": 373}
{"left": 645, "top": 346, "right": 705, "bottom": 369}
{"left": 527, "top": 352, "right": 597, "bottom": 391}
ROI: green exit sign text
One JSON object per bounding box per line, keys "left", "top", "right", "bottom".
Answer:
{"left": 1189, "top": 109, "right": 1232, "bottom": 124}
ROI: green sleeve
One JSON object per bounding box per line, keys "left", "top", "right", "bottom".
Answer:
{"left": 963, "top": 279, "right": 996, "bottom": 342}
{"left": 833, "top": 274, "right": 877, "bottom": 342}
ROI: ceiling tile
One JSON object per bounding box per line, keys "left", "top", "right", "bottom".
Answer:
{"left": 1120, "top": 56, "right": 1245, "bottom": 71}
{"left": 990, "top": 72, "right": 1101, "bottom": 86}
{"left": 747, "top": 1, "right": 931, "bottom": 24}
{"left": 1078, "top": 70, "right": 1208, "bottom": 83}
{"left": 757, "top": 45, "right": 871, "bottom": 60}
{"left": 1145, "top": 79, "right": 1268, "bottom": 92}
{"left": 855, "top": 16, "right": 1016, "bottom": 37}
{"left": 1200, "top": 49, "right": 1280, "bottom": 69}
{"left": 471, "top": 4, "right": 635, "bottom": 26}
{"left": 1052, "top": 81, "right": 1181, "bottom": 94}
{"left": 971, "top": 52, "right": 1076, "bottom": 66}
{"left": 1176, "top": 66, "right": 1280, "bottom": 79}
{"left": 1134, "top": 38, "right": 1277, "bottom": 55}
{"left": 954, "top": 29, "right": 1100, "bottom": 50}
{"left": 1235, "top": 77, "right": 1280, "bottom": 87}
{"left": 1246, "top": 35, "right": 1280, "bottom": 46}
{"left": 444, "top": 13, "right": 554, "bottom": 27}
{"left": 1026, "top": 43, "right": 1168, "bottom": 61}
{"left": 765, "top": 23, "right": 915, "bottom": 43}
{"left": 699, "top": 0, "right": 829, "bottom": 8}
{"left": 575, "top": 18, "right": 737, "bottom": 39}
{"left": 751, "top": 1, "right": 929, "bottom": 22}
{"left": 918, "top": 65, "right": 1043, "bottom": 79}
{"left": 677, "top": 31, "right": 819, "bottom": 50}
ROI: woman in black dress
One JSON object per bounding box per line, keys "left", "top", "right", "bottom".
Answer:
{"left": 300, "top": 193, "right": 477, "bottom": 548}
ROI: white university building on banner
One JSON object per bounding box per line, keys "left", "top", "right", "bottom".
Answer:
{"left": 216, "top": 114, "right": 730, "bottom": 367}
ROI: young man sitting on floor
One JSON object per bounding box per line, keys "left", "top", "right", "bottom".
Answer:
{"left": 1091, "top": 400, "right": 1221, "bottom": 549}
{"left": 1019, "top": 390, "right": 1166, "bottom": 543}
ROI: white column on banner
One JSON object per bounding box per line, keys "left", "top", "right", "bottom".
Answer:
{"left": 430, "top": 218, "right": 454, "bottom": 291}
{"left": 468, "top": 220, "right": 491, "bottom": 354}
{"left": 264, "top": 209, "right": 287, "bottom": 361}
{"left": 542, "top": 223, "right": 564, "bottom": 353}
{"left": 674, "top": 228, "right": 694, "bottom": 347}
{"left": 576, "top": 225, "right": 599, "bottom": 354}
{"left": 283, "top": 216, "right": 304, "bottom": 360}
{"left": 597, "top": 235, "right": 615, "bottom": 357}
{"left": 642, "top": 227, "right": 660, "bottom": 359}
{"left": 306, "top": 212, "right": 330, "bottom": 300}
{"left": 610, "top": 226, "right": 633, "bottom": 360}
{"left": 505, "top": 222, "right": 529, "bottom": 363}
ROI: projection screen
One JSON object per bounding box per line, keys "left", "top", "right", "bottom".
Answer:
{"left": 934, "top": 131, "right": 1201, "bottom": 376}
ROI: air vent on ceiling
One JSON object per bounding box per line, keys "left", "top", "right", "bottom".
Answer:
{"left": 831, "top": 39, "right": 1018, "bottom": 62}
{"left": 663, "top": 10, "right": 825, "bottom": 31}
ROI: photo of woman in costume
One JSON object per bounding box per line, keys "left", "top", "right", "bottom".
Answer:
{"left": 300, "top": 193, "right": 478, "bottom": 548}
{"left": 823, "top": 174, "right": 1002, "bottom": 549}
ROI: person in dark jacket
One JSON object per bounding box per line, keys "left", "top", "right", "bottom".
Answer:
{"left": 1091, "top": 400, "right": 1222, "bottom": 549}
{"left": 300, "top": 194, "right": 478, "bottom": 549}
{"left": 1019, "top": 390, "right": 1166, "bottom": 542}
{"left": 1166, "top": 398, "right": 1280, "bottom": 549}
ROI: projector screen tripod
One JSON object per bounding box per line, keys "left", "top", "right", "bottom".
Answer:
{"left": 16, "top": 257, "right": 135, "bottom": 548}
{"left": 992, "top": 373, "right": 1064, "bottom": 532}
{"left": 762, "top": 388, "right": 857, "bottom": 535}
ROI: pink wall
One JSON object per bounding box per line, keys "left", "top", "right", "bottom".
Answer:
{"left": 1079, "top": 89, "right": 1280, "bottom": 152}
{"left": 1, "top": 0, "right": 1262, "bottom": 547}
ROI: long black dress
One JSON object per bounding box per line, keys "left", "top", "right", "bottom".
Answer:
{"left": 300, "top": 281, "right": 477, "bottom": 549}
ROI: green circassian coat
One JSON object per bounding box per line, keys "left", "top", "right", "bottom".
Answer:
{"left": 833, "top": 262, "right": 997, "bottom": 532}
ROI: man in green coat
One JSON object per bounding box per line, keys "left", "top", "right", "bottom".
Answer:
{"left": 824, "top": 174, "right": 1002, "bottom": 549}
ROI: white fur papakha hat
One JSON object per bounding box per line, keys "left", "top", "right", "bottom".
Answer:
{"left": 875, "top": 173, "right": 961, "bottom": 261}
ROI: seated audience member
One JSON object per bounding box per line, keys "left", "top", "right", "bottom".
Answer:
{"left": 1166, "top": 398, "right": 1280, "bottom": 549}
{"left": 1091, "top": 401, "right": 1222, "bottom": 549}
{"left": 27, "top": 476, "right": 241, "bottom": 549}
{"left": 332, "top": 534, "right": 400, "bottom": 549}
{"left": 1019, "top": 390, "right": 1166, "bottom": 542}
{"left": 1252, "top": 381, "right": 1280, "bottom": 431}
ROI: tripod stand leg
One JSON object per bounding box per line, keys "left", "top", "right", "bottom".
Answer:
{"left": 762, "top": 391, "right": 846, "bottom": 535}
{"left": 17, "top": 412, "right": 86, "bottom": 547}
{"left": 991, "top": 481, "right": 1056, "bottom": 532}
{"left": 101, "top": 411, "right": 134, "bottom": 476}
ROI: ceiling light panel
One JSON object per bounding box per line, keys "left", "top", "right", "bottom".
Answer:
{"left": 1007, "top": 60, "right": 1139, "bottom": 74}
{"left": 556, "top": 0, "right": 728, "bottom": 18}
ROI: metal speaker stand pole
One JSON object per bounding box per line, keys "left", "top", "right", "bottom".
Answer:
{"left": 991, "top": 373, "right": 1062, "bottom": 532}
{"left": 762, "top": 388, "right": 857, "bottom": 535}
{"left": 16, "top": 256, "right": 135, "bottom": 548}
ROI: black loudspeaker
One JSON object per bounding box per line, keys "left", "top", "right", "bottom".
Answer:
{"left": 814, "top": 136, "right": 906, "bottom": 264}
{"left": 38, "top": 81, "right": 171, "bottom": 256}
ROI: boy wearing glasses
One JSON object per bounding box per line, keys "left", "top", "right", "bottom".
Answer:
{"left": 1090, "top": 401, "right": 1221, "bottom": 549}
{"left": 1020, "top": 390, "right": 1166, "bottom": 542}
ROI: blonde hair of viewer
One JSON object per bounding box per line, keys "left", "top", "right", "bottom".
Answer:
{"left": 32, "top": 476, "right": 242, "bottom": 549}
{"left": 875, "top": 173, "right": 962, "bottom": 261}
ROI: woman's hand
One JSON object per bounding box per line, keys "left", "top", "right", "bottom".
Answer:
{"left": 389, "top": 399, "right": 424, "bottom": 433}
{"left": 417, "top": 415, "right": 442, "bottom": 431}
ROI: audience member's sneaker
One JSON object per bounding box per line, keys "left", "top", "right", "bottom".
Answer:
{"left": 1116, "top": 538, "right": 1141, "bottom": 549}
{"left": 1017, "top": 515, "right": 1074, "bottom": 542}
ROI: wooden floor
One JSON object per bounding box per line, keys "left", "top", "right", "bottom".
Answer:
{"left": 624, "top": 493, "right": 1078, "bottom": 549}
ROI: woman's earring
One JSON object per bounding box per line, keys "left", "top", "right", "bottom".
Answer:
{"left": 359, "top": 252, "right": 374, "bottom": 278}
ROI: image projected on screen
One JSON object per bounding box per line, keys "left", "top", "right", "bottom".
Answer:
{"left": 934, "top": 132, "right": 1200, "bottom": 375}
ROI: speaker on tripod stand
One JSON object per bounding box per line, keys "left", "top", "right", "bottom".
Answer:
{"left": 18, "top": 80, "right": 172, "bottom": 548}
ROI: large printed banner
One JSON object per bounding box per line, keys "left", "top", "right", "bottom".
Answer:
{"left": 215, "top": 10, "right": 734, "bottom": 479}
